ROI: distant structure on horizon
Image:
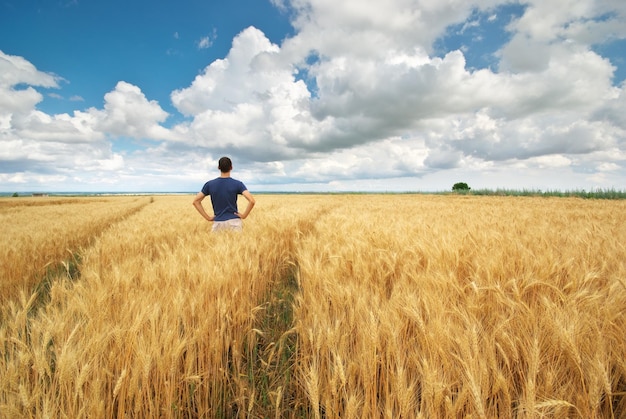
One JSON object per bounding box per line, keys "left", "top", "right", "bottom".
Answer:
{"left": 32, "top": 193, "right": 49, "bottom": 197}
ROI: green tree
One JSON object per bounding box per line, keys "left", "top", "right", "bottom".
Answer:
{"left": 12, "top": 192, "right": 19, "bottom": 197}
{"left": 452, "top": 182, "right": 471, "bottom": 191}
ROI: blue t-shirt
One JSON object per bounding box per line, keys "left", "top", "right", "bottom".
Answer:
{"left": 201, "top": 177, "right": 247, "bottom": 221}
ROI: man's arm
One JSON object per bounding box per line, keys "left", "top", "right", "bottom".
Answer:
{"left": 235, "top": 190, "right": 255, "bottom": 219}
{"left": 192, "top": 192, "right": 215, "bottom": 222}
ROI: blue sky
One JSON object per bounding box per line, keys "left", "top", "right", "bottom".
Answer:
{"left": 1, "top": 0, "right": 625, "bottom": 192}
{"left": 2, "top": 0, "right": 294, "bottom": 116}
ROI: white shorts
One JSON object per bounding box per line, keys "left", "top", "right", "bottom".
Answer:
{"left": 212, "top": 218, "right": 243, "bottom": 232}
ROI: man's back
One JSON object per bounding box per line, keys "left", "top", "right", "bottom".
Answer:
{"left": 202, "top": 177, "right": 246, "bottom": 221}
{"left": 193, "top": 156, "right": 255, "bottom": 231}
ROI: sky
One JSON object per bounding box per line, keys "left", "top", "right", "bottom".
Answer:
{"left": 1, "top": 0, "right": 625, "bottom": 193}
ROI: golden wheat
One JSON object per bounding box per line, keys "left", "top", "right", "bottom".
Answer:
{"left": 1, "top": 194, "right": 625, "bottom": 417}
{"left": 0, "top": 196, "right": 149, "bottom": 305}
{"left": 293, "top": 195, "right": 626, "bottom": 418}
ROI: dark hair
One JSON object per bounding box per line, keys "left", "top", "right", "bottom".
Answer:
{"left": 218, "top": 157, "right": 232, "bottom": 173}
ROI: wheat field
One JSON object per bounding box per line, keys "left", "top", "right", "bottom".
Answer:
{"left": 1, "top": 194, "right": 625, "bottom": 418}
{"left": 0, "top": 196, "right": 150, "bottom": 306}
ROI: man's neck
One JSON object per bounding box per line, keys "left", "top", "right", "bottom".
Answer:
{"left": 220, "top": 172, "right": 231, "bottom": 178}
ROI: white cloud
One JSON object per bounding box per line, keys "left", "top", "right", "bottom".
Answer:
{"left": 197, "top": 29, "right": 217, "bottom": 50}
{"left": 509, "top": 0, "right": 626, "bottom": 43}
{"left": 10, "top": 109, "right": 104, "bottom": 143}
{"left": 170, "top": 27, "right": 322, "bottom": 160}
{"left": 0, "top": 85, "right": 44, "bottom": 115}
{"left": 95, "top": 153, "right": 125, "bottom": 171}
{"left": 0, "top": 51, "right": 60, "bottom": 89}
{"left": 93, "top": 81, "right": 171, "bottom": 140}
{"left": 283, "top": 0, "right": 502, "bottom": 60}
{"left": 598, "top": 162, "right": 620, "bottom": 171}
{"left": 173, "top": 27, "right": 283, "bottom": 115}
{"left": 198, "top": 36, "right": 212, "bottom": 49}
{"left": 528, "top": 155, "right": 572, "bottom": 169}
{"left": 0, "top": 51, "right": 57, "bottom": 116}
{"left": 0, "top": 53, "right": 173, "bottom": 189}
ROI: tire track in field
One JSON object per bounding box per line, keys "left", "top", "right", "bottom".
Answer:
{"left": 244, "top": 205, "right": 329, "bottom": 417}
{"left": 25, "top": 197, "right": 154, "bottom": 317}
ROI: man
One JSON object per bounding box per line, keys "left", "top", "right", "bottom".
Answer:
{"left": 193, "top": 157, "right": 255, "bottom": 232}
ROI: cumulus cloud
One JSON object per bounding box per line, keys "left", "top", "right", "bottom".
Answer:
{"left": 0, "top": 52, "right": 178, "bottom": 190}
{"left": 173, "top": 27, "right": 284, "bottom": 115}
{"left": 93, "top": 81, "right": 171, "bottom": 140}
{"left": 1, "top": 0, "right": 626, "bottom": 192}
{"left": 275, "top": 0, "right": 625, "bottom": 186}
{"left": 163, "top": 0, "right": 625, "bottom": 182}
{"left": 170, "top": 27, "right": 320, "bottom": 160}
{"left": 0, "top": 51, "right": 60, "bottom": 116}
{"left": 509, "top": 0, "right": 626, "bottom": 43}
{"left": 0, "top": 51, "right": 60, "bottom": 89}
{"left": 0, "top": 51, "right": 108, "bottom": 185}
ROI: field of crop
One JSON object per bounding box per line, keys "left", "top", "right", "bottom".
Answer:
{"left": 1, "top": 194, "right": 625, "bottom": 417}
{"left": 0, "top": 196, "right": 150, "bottom": 306}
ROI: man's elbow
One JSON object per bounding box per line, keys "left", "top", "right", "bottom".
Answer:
{"left": 244, "top": 192, "right": 255, "bottom": 206}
